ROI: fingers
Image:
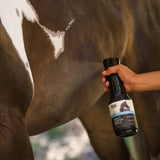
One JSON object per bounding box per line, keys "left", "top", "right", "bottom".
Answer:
{"left": 102, "top": 64, "right": 122, "bottom": 76}
{"left": 104, "top": 87, "right": 110, "bottom": 92}
{"left": 102, "top": 79, "right": 110, "bottom": 92}
{"left": 102, "top": 64, "right": 124, "bottom": 92}
{"left": 102, "top": 64, "right": 136, "bottom": 92}
{"left": 105, "top": 81, "right": 109, "bottom": 87}
{"left": 102, "top": 73, "right": 110, "bottom": 92}
{"left": 102, "top": 76, "right": 106, "bottom": 82}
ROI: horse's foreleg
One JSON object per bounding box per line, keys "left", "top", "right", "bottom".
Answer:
{"left": 79, "top": 94, "right": 130, "bottom": 160}
{"left": 0, "top": 22, "right": 34, "bottom": 160}
{"left": 131, "top": 92, "right": 160, "bottom": 159}
{"left": 0, "top": 105, "right": 34, "bottom": 160}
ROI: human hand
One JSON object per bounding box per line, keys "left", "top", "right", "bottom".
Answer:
{"left": 102, "top": 64, "right": 137, "bottom": 92}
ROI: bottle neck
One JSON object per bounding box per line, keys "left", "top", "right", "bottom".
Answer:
{"left": 108, "top": 74, "right": 130, "bottom": 103}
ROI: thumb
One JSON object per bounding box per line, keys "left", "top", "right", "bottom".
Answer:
{"left": 102, "top": 64, "right": 122, "bottom": 76}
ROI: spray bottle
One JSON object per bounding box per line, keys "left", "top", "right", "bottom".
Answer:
{"left": 103, "top": 58, "right": 138, "bottom": 137}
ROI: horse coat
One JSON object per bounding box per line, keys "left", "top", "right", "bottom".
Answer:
{"left": 0, "top": 0, "right": 160, "bottom": 159}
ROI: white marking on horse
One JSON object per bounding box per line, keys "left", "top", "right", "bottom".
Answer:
{"left": 0, "top": 0, "right": 38, "bottom": 85}
{"left": 42, "top": 27, "right": 66, "bottom": 59}
{"left": 40, "top": 18, "right": 75, "bottom": 59}
{"left": 0, "top": 0, "right": 75, "bottom": 74}
{"left": 66, "top": 18, "right": 75, "bottom": 31}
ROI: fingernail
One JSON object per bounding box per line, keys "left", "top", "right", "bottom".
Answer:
{"left": 102, "top": 70, "right": 107, "bottom": 75}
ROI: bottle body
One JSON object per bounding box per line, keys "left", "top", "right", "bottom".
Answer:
{"left": 109, "top": 99, "right": 138, "bottom": 137}
{"left": 103, "top": 58, "right": 138, "bottom": 137}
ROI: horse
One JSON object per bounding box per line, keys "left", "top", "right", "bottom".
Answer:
{"left": 0, "top": 0, "right": 160, "bottom": 159}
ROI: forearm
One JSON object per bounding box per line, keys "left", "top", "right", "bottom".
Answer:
{"left": 133, "top": 71, "right": 160, "bottom": 92}
{"left": 102, "top": 64, "right": 160, "bottom": 92}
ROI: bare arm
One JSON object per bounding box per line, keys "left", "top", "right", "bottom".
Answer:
{"left": 102, "top": 64, "right": 160, "bottom": 92}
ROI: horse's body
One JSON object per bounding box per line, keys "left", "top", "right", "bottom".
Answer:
{"left": 0, "top": 0, "right": 160, "bottom": 159}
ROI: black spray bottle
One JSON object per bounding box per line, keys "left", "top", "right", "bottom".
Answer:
{"left": 103, "top": 58, "right": 138, "bottom": 137}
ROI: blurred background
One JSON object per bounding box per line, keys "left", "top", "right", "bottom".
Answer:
{"left": 30, "top": 118, "right": 100, "bottom": 160}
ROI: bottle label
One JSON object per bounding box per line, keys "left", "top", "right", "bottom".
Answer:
{"left": 108, "top": 100, "right": 135, "bottom": 119}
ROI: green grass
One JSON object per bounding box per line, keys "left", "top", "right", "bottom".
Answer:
{"left": 47, "top": 125, "right": 66, "bottom": 139}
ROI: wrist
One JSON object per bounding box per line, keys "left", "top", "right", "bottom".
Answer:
{"left": 126, "top": 74, "right": 141, "bottom": 92}
{"left": 131, "top": 72, "right": 160, "bottom": 92}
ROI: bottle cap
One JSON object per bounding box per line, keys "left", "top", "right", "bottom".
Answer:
{"left": 103, "top": 58, "right": 120, "bottom": 69}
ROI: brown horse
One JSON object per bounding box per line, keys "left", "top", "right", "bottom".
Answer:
{"left": 0, "top": 0, "right": 160, "bottom": 159}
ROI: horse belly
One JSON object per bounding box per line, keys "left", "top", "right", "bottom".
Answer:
{"left": 23, "top": 19, "right": 105, "bottom": 135}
